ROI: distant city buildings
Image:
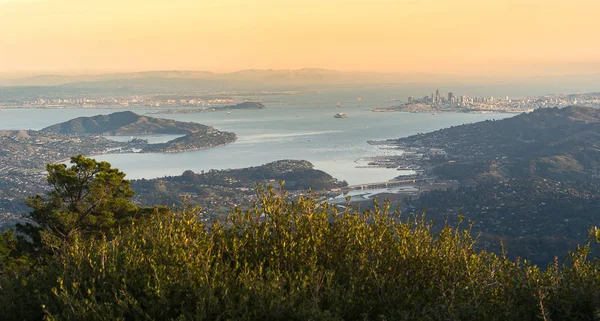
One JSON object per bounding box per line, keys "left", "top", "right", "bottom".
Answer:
{"left": 448, "top": 92, "right": 455, "bottom": 104}
{"left": 403, "top": 90, "right": 600, "bottom": 113}
{"left": 2, "top": 90, "right": 600, "bottom": 113}
{"left": 0, "top": 96, "right": 250, "bottom": 109}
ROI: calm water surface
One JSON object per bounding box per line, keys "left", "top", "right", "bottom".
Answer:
{"left": 0, "top": 91, "right": 512, "bottom": 185}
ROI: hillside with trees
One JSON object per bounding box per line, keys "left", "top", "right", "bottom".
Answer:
{"left": 141, "top": 130, "right": 237, "bottom": 153}
{"left": 41, "top": 111, "right": 211, "bottom": 135}
{"left": 1, "top": 156, "right": 600, "bottom": 320}
{"left": 131, "top": 160, "right": 347, "bottom": 217}
{"left": 40, "top": 111, "right": 238, "bottom": 153}
{"left": 0, "top": 113, "right": 237, "bottom": 221}
{"left": 388, "top": 106, "right": 600, "bottom": 183}
{"left": 374, "top": 106, "right": 600, "bottom": 265}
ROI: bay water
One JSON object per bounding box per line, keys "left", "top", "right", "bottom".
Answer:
{"left": 0, "top": 90, "right": 512, "bottom": 185}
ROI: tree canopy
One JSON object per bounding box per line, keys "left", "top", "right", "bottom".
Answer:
{"left": 17, "top": 155, "right": 137, "bottom": 253}
{"left": 0, "top": 157, "right": 599, "bottom": 320}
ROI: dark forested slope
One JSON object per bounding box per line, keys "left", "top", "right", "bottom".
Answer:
{"left": 390, "top": 106, "right": 600, "bottom": 182}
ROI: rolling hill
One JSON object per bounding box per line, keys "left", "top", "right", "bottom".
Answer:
{"left": 388, "top": 106, "right": 600, "bottom": 183}
{"left": 41, "top": 111, "right": 212, "bottom": 136}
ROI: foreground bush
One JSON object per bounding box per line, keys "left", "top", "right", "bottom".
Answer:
{"left": 1, "top": 188, "right": 599, "bottom": 321}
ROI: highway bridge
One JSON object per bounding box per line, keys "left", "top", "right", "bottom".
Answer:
{"left": 342, "top": 178, "right": 433, "bottom": 191}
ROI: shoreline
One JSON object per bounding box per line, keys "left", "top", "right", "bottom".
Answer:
{"left": 371, "top": 108, "right": 524, "bottom": 114}
{"left": 52, "top": 137, "right": 238, "bottom": 167}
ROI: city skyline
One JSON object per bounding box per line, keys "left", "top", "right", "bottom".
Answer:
{"left": 1, "top": 0, "right": 600, "bottom": 77}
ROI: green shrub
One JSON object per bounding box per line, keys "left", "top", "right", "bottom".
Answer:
{"left": 2, "top": 156, "right": 600, "bottom": 320}
{"left": 2, "top": 187, "right": 599, "bottom": 320}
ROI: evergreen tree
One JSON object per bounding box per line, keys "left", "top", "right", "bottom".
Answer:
{"left": 17, "top": 155, "right": 137, "bottom": 253}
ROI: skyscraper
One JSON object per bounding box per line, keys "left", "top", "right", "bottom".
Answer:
{"left": 448, "top": 92, "right": 455, "bottom": 104}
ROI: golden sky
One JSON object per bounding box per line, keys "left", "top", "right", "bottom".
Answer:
{"left": 1, "top": 0, "right": 599, "bottom": 76}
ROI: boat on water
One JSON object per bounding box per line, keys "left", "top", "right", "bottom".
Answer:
{"left": 334, "top": 113, "right": 348, "bottom": 119}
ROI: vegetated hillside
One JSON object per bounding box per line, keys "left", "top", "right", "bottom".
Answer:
{"left": 2, "top": 156, "right": 600, "bottom": 320}
{"left": 395, "top": 106, "right": 600, "bottom": 182}
{"left": 0, "top": 129, "right": 140, "bottom": 169}
{"left": 41, "top": 111, "right": 211, "bottom": 135}
{"left": 186, "top": 159, "right": 347, "bottom": 190}
{"left": 0, "top": 130, "right": 148, "bottom": 221}
{"left": 386, "top": 106, "right": 600, "bottom": 264}
{"left": 141, "top": 130, "right": 237, "bottom": 153}
{"left": 131, "top": 160, "right": 347, "bottom": 216}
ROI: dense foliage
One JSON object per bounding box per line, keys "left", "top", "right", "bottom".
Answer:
{"left": 374, "top": 106, "right": 600, "bottom": 266}
{"left": 17, "top": 155, "right": 137, "bottom": 254}
{"left": 1, "top": 157, "right": 600, "bottom": 320}
{"left": 406, "top": 177, "right": 600, "bottom": 265}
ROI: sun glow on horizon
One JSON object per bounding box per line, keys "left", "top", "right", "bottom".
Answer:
{"left": 1, "top": 0, "right": 599, "bottom": 77}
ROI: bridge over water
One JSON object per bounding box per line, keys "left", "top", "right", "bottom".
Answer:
{"left": 343, "top": 178, "right": 432, "bottom": 191}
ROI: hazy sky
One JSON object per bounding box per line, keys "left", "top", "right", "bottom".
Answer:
{"left": 1, "top": 0, "right": 599, "bottom": 76}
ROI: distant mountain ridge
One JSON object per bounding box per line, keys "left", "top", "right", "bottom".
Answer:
{"left": 0, "top": 69, "right": 462, "bottom": 88}
{"left": 41, "top": 111, "right": 211, "bottom": 136}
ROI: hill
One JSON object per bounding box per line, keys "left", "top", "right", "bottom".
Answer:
{"left": 131, "top": 160, "right": 347, "bottom": 217}
{"left": 387, "top": 106, "right": 600, "bottom": 183}
{"left": 41, "top": 111, "right": 211, "bottom": 136}
{"left": 376, "top": 106, "right": 600, "bottom": 264}
{"left": 40, "top": 111, "right": 238, "bottom": 153}
{"left": 141, "top": 130, "right": 237, "bottom": 153}
{"left": 221, "top": 101, "right": 266, "bottom": 110}
{"left": 2, "top": 156, "right": 600, "bottom": 320}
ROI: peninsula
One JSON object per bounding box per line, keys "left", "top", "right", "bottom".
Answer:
{"left": 141, "top": 130, "right": 237, "bottom": 153}
{"left": 370, "top": 106, "right": 600, "bottom": 264}
{"left": 131, "top": 160, "right": 347, "bottom": 218}
{"left": 41, "top": 111, "right": 238, "bottom": 153}
{"left": 373, "top": 91, "right": 600, "bottom": 114}
{"left": 374, "top": 106, "right": 600, "bottom": 183}
{"left": 0, "top": 112, "right": 237, "bottom": 220}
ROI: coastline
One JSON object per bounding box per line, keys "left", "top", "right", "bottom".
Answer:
{"left": 371, "top": 107, "right": 525, "bottom": 114}
{"left": 52, "top": 136, "right": 238, "bottom": 167}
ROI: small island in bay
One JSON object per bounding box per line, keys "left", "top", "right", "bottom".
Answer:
{"left": 142, "top": 130, "right": 237, "bottom": 153}
{"left": 150, "top": 101, "right": 266, "bottom": 114}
